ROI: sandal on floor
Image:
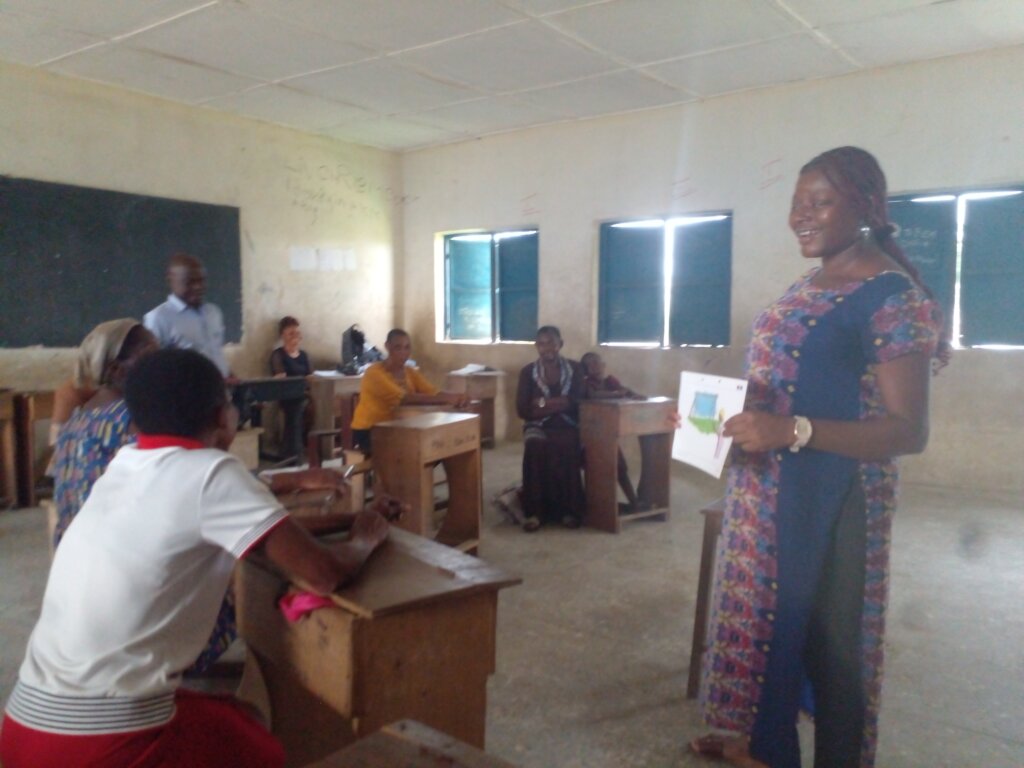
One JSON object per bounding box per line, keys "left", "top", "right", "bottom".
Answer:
{"left": 561, "top": 515, "right": 581, "bottom": 529}
{"left": 689, "top": 734, "right": 725, "bottom": 758}
{"left": 522, "top": 517, "right": 541, "bottom": 532}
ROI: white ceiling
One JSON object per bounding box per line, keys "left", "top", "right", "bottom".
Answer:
{"left": 3, "top": 0, "right": 1024, "bottom": 152}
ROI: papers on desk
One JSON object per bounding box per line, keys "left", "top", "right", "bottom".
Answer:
{"left": 313, "top": 370, "right": 342, "bottom": 377}
{"left": 449, "top": 363, "right": 491, "bottom": 375}
{"left": 671, "top": 371, "right": 748, "bottom": 478}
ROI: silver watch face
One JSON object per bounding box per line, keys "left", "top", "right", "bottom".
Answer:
{"left": 796, "top": 416, "right": 812, "bottom": 442}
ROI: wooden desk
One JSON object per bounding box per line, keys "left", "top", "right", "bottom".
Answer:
{"left": 444, "top": 372, "right": 503, "bottom": 447}
{"left": 686, "top": 497, "right": 725, "bottom": 699}
{"left": 0, "top": 389, "right": 16, "bottom": 510}
{"left": 236, "top": 527, "right": 520, "bottom": 768}
{"left": 13, "top": 390, "right": 55, "bottom": 508}
{"left": 579, "top": 397, "right": 675, "bottom": 533}
{"left": 372, "top": 413, "right": 481, "bottom": 552}
{"left": 311, "top": 719, "right": 518, "bottom": 768}
{"left": 308, "top": 374, "right": 364, "bottom": 455}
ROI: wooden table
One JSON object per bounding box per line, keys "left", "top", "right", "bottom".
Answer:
{"left": 579, "top": 397, "right": 676, "bottom": 533}
{"left": 444, "top": 372, "right": 503, "bottom": 447}
{"left": 686, "top": 497, "right": 725, "bottom": 699}
{"left": 0, "top": 389, "right": 16, "bottom": 509}
{"left": 372, "top": 413, "right": 481, "bottom": 552}
{"left": 307, "top": 373, "right": 363, "bottom": 433}
{"left": 235, "top": 527, "right": 520, "bottom": 768}
{"left": 13, "top": 390, "right": 55, "bottom": 508}
{"left": 310, "top": 719, "right": 519, "bottom": 768}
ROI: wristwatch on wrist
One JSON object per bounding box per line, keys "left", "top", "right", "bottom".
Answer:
{"left": 790, "top": 415, "right": 813, "bottom": 453}
{"left": 538, "top": 397, "right": 546, "bottom": 409}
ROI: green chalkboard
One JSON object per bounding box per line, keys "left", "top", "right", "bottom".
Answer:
{"left": 0, "top": 176, "right": 241, "bottom": 348}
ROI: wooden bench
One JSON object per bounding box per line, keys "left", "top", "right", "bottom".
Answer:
{"left": 13, "top": 390, "right": 55, "bottom": 508}
{"left": 686, "top": 497, "right": 725, "bottom": 699}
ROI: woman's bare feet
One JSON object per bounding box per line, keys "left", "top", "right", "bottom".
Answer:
{"left": 689, "top": 734, "right": 769, "bottom": 768}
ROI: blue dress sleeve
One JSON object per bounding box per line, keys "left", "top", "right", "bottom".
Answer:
{"left": 861, "top": 274, "right": 941, "bottom": 364}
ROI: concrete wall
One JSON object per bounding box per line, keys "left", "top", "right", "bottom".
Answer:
{"left": 0, "top": 60, "right": 401, "bottom": 387}
{"left": 400, "top": 45, "right": 1024, "bottom": 491}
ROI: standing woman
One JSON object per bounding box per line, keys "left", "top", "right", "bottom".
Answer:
{"left": 515, "top": 326, "right": 586, "bottom": 531}
{"left": 692, "top": 147, "right": 942, "bottom": 768}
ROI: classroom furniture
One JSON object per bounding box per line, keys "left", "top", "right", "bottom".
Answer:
{"left": 0, "top": 389, "right": 16, "bottom": 510}
{"left": 686, "top": 497, "right": 725, "bottom": 699}
{"left": 309, "top": 719, "right": 518, "bottom": 768}
{"left": 13, "top": 390, "right": 55, "bottom": 508}
{"left": 235, "top": 527, "right": 520, "bottom": 768}
{"left": 234, "top": 377, "right": 308, "bottom": 460}
{"left": 371, "top": 413, "right": 481, "bottom": 552}
{"left": 307, "top": 373, "right": 363, "bottom": 455}
{"left": 444, "top": 371, "right": 504, "bottom": 447}
{"left": 578, "top": 397, "right": 676, "bottom": 533}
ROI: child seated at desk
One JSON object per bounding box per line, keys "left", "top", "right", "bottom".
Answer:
{"left": 580, "top": 351, "right": 650, "bottom": 513}
{"left": 0, "top": 349, "right": 390, "bottom": 768}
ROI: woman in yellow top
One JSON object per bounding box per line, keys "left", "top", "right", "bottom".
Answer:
{"left": 350, "top": 328, "right": 467, "bottom": 454}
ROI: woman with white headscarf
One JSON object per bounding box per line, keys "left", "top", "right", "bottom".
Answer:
{"left": 51, "top": 319, "right": 157, "bottom": 546}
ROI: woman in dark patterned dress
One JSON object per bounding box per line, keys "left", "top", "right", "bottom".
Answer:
{"left": 691, "top": 147, "right": 942, "bottom": 768}
{"left": 515, "top": 325, "right": 586, "bottom": 531}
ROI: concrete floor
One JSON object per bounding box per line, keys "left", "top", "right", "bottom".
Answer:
{"left": 1, "top": 442, "right": 1022, "bottom": 767}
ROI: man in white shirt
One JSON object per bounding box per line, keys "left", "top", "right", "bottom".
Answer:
{"left": 144, "top": 252, "right": 231, "bottom": 378}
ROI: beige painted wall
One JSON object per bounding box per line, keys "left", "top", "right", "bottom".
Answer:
{"left": 400, "top": 45, "right": 1024, "bottom": 491}
{"left": 0, "top": 60, "right": 401, "bottom": 388}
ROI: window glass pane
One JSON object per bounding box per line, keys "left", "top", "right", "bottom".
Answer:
{"left": 446, "top": 235, "right": 492, "bottom": 340}
{"left": 599, "top": 223, "right": 663, "bottom": 342}
{"left": 498, "top": 289, "right": 538, "bottom": 342}
{"left": 959, "top": 193, "right": 1024, "bottom": 345}
{"left": 888, "top": 198, "right": 956, "bottom": 337}
{"left": 670, "top": 217, "right": 731, "bottom": 346}
{"left": 496, "top": 232, "right": 538, "bottom": 341}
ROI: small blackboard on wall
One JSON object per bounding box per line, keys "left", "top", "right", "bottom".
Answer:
{"left": 0, "top": 176, "right": 241, "bottom": 348}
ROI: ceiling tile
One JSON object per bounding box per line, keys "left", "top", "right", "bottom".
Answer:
{"left": 320, "top": 117, "right": 466, "bottom": 151}
{"left": 286, "top": 59, "right": 481, "bottom": 115}
{"left": 202, "top": 85, "right": 378, "bottom": 131}
{"left": 128, "top": 3, "right": 373, "bottom": 81}
{"left": 243, "top": 0, "right": 524, "bottom": 52}
{"left": 775, "top": 0, "right": 939, "bottom": 27}
{"left": 0, "top": 9, "right": 102, "bottom": 66}
{"left": 544, "top": 0, "right": 801, "bottom": 64}
{"left": 645, "top": 33, "right": 855, "bottom": 97}
{"left": 49, "top": 44, "right": 259, "bottom": 104}
{"left": 516, "top": 70, "right": 691, "bottom": 117}
{"left": 502, "top": 0, "right": 611, "bottom": 16}
{"left": 0, "top": 0, "right": 212, "bottom": 39}
{"left": 395, "top": 20, "right": 618, "bottom": 91}
{"left": 412, "top": 95, "right": 567, "bottom": 134}
{"left": 820, "top": 0, "right": 1024, "bottom": 69}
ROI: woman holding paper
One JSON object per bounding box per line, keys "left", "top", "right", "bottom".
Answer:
{"left": 691, "top": 147, "right": 942, "bottom": 768}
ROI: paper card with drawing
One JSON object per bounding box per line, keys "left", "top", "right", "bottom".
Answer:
{"left": 671, "top": 371, "right": 748, "bottom": 478}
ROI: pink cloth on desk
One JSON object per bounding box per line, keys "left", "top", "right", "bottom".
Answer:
{"left": 278, "top": 592, "right": 335, "bottom": 622}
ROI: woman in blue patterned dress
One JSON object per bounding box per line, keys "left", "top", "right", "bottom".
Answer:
{"left": 52, "top": 318, "right": 236, "bottom": 674}
{"left": 52, "top": 319, "right": 158, "bottom": 547}
{"left": 691, "top": 148, "right": 942, "bottom": 768}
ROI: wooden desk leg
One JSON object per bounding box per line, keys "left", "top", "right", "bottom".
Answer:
{"left": 687, "top": 504, "right": 724, "bottom": 699}
{"left": 583, "top": 437, "right": 620, "bottom": 533}
{"left": 14, "top": 395, "right": 36, "bottom": 509}
{"left": 380, "top": 462, "right": 435, "bottom": 538}
{"left": 437, "top": 452, "right": 481, "bottom": 552}
{"left": 480, "top": 399, "right": 495, "bottom": 448}
{"left": 0, "top": 417, "right": 16, "bottom": 510}
{"left": 636, "top": 433, "right": 672, "bottom": 511}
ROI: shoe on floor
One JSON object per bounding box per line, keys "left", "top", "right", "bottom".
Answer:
{"left": 522, "top": 516, "right": 541, "bottom": 532}
{"left": 561, "top": 515, "right": 581, "bottom": 529}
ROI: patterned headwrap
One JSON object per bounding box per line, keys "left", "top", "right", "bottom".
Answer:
{"left": 73, "top": 318, "right": 141, "bottom": 388}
